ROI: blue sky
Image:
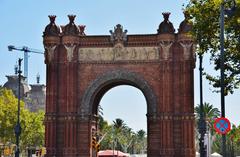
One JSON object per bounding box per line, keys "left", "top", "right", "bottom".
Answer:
{"left": 0, "top": 0, "right": 239, "bottom": 132}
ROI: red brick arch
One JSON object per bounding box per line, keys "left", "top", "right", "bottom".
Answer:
{"left": 43, "top": 15, "right": 196, "bottom": 157}
{"left": 80, "top": 69, "right": 157, "bottom": 116}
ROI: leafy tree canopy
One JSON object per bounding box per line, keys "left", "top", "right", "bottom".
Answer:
{"left": 0, "top": 87, "right": 44, "bottom": 151}
{"left": 98, "top": 117, "right": 147, "bottom": 154}
{"left": 185, "top": 0, "right": 240, "bottom": 95}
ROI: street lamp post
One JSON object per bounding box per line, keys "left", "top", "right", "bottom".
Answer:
{"left": 220, "top": 0, "right": 236, "bottom": 156}
{"left": 15, "top": 58, "right": 23, "bottom": 157}
{"left": 198, "top": 53, "right": 206, "bottom": 157}
{"left": 220, "top": 3, "right": 226, "bottom": 157}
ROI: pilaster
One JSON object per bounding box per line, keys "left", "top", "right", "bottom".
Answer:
{"left": 77, "top": 115, "right": 92, "bottom": 157}
{"left": 61, "top": 36, "right": 79, "bottom": 156}
{"left": 44, "top": 114, "right": 57, "bottom": 157}
{"left": 43, "top": 34, "right": 60, "bottom": 157}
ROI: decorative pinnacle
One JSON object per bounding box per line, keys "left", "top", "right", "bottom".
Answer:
{"left": 162, "top": 12, "right": 171, "bottom": 21}
{"left": 79, "top": 25, "right": 86, "bottom": 35}
{"left": 79, "top": 25, "right": 86, "bottom": 30}
{"left": 68, "top": 15, "right": 76, "bottom": 24}
{"left": 48, "top": 15, "right": 56, "bottom": 24}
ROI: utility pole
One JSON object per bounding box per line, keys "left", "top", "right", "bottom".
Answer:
{"left": 15, "top": 58, "right": 23, "bottom": 157}
{"left": 220, "top": 0, "right": 236, "bottom": 156}
{"left": 220, "top": 3, "right": 226, "bottom": 156}
{"left": 198, "top": 53, "right": 206, "bottom": 157}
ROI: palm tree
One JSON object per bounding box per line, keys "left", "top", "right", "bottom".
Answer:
{"left": 117, "top": 127, "right": 134, "bottom": 153}
{"left": 136, "top": 130, "right": 147, "bottom": 154}
{"left": 98, "top": 115, "right": 108, "bottom": 131}
{"left": 195, "top": 102, "right": 220, "bottom": 154}
{"left": 137, "top": 130, "right": 146, "bottom": 140}
{"left": 112, "top": 118, "right": 127, "bottom": 151}
{"left": 195, "top": 102, "right": 220, "bottom": 129}
{"left": 113, "top": 118, "right": 126, "bottom": 131}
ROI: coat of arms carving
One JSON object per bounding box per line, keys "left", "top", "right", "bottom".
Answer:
{"left": 109, "top": 24, "right": 128, "bottom": 46}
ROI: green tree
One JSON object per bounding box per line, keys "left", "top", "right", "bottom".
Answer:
{"left": 195, "top": 103, "right": 220, "bottom": 122}
{"left": 112, "top": 118, "right": 127, "bottom": 151}
{"left": 135, "top": 130, "right": 147, "bottom": 154}
{"left": 136, "top": 130, "right": 146, "bottom": 141}
{"left": 97, "top": 117, "right": 147, "bottom": 154}
{"left": 194, "top": 103, "right": 220, "bottom": 152}
{"left": 97, "top": 115, "right": 113, "bottom": 150}
{"left": 185, "top": 0, "right": 240, "bottom": 95}
{"left": 117, "top": 126, "right": 134, "bottom": 153}
{"left": 0, "top": 87, "right": 19, "bottom": 144}
{"left": 212, "top": 124, "right": 240, "bottom": 156}
{"left": 98, "top": 115, "right": 108, "bottom": 132}
{"left": 195, "top": 102, "right": 220, "bottom": 133}
{"left": 113, "top": 118, "right": 126, "bottom": 131}
{"left": 0, "top": 87, "right": 44, "bottom": 153}
{"left": 20, "top": 110, "right": 45, "bottom": 148}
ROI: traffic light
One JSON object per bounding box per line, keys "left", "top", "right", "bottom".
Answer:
{"left": 41, "top": 147, "right": 46, "bottom": 156}
{"left": 92, "top": 137, "right": 97, "bottom": 149}
{"left": 96, "top": 143, "right": 100, "bottom": 152}
{"left": 4, "top": 148, "right": 10, "bottom": 156}
{"left": 39, "top": 149, "right": 42, "bottom": 157}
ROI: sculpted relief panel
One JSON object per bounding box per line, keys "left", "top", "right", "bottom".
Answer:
{"left": 78, "top": 47, "right": 159, "bottom": 62}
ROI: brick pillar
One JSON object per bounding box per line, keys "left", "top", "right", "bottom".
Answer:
{"left": 56, "top": 46, "right": 68, "bottom": 157}
{"left": 180, "top": 61, "right": 195, "bottom": 157}
{"left": 181, "top": 116, "right": 196, "bottom": 157}
{"left": 148, "top": 115, "right": 175, "bottom": 157}
{"left": 180, "top": 33, "right": 195, "bottom": 157}
{"left": 44, "top": 116, "right": 57, "bottom": 157}
{"left": 147, "top": 115, "right": 160, "bottom": 157}
{"left": 77, "top": 117, "right": 92, "bottom": 157}
{"left": 62, "top": 35, "right": 79, "bottom": 157}
{"left": 63, "top": 116, "right": 78, "bottom": 157}
{"left": 44, "top": 35, "right": 60, "bottom": 157}
{"left": 159, "top": 116, "right": 174, "bottom": 157}
{"left": 172, "top": 33, "right": 195, "bottom": 157}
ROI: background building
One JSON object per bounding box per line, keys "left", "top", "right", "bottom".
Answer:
{"left": 3, "top": 73, "right": 46, "bottom": 112}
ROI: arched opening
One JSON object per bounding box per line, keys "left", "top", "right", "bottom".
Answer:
{"left": 80, "top": 70, "right": 157, "bottom": 116}
{"left": 80, "top": 70, "right": 158, "bottom": 157}
{"left": 96, "top": 85, "right": 147, "bottom": 155}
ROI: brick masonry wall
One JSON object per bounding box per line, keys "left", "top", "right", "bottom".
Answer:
{"left": 43, "top": 32, "right": 196, "bottom": 157}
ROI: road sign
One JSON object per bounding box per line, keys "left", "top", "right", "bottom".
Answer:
{"left": 214, "top": 117, "right": 231, "bottom": 134}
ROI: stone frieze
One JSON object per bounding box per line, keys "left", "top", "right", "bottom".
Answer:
{"left": 78, "top": 47, "right": 159, "bottom": 61}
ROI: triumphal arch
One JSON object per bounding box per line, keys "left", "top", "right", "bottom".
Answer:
{"left": 43, "top": 12, "right": 196, "bottom": 157}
